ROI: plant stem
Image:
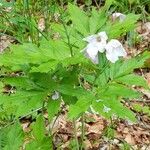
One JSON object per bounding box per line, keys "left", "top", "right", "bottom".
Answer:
{"left": 73, "top": 118, "right": 79, "bottom": 150}
{"left": 81, "top": 113, "right": 85, "bottom": 150}
{"left": 57, "top": 5, "right": 73, "bottom": 57}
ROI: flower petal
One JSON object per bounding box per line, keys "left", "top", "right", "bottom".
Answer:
{"left": 86, "top": 42, "right": 99, "bottom": 57}
{"left": 105, "top": 39, "right": 127, "bottom": 63}
{"left": 83, "top": 35, "right": 97, "bottom": 43}
{"left": 85, "top": 51, "right": 99, "bottom": 64}
{"left": 98, "top": 31, "right": 108, "bottom": 41}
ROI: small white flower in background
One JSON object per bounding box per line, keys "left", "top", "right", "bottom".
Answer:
{"left": 83, "top": 31, "right": 108, "bottom": 64}
{"left": 112, "top": 12, "right": 126, "bottom": 22}
{"left": 52, "top": 91, "right": 60, "bottom": 100}
{"left": 105, "top": 39, "right": 127, "bottom": 63}
{"left": 103, "top": 105, "right": 111, "bottom": 113}
{"left": 0, "top": 3, "right": 3, "bottom": 7}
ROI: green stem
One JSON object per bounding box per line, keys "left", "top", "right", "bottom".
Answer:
{"left": 81, "top": 113, "right": 85, "bottom": 150}
{"left": 57, "top": 5, "right": 73, "bottom": 57}
{"left": 73, "top": 118, "right": 79, "bottom": 150}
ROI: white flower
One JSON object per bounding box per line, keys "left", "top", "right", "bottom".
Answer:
{"left": 112, "top": 12, "right": 126, "bottom": 22}
{"left": 103, "top": 105, "right": 111, "bottom": 113}
{"left": 52, "top": 91, "right": 60, "bottom": 100}
{"left": 83, "top": 32, "right": 127, "bottom": 64}
{"left": 83, "top": 31, "right": 108, "bottom": 64}
{"left": 105, "top": 39, "right": 127, "bottom": 63}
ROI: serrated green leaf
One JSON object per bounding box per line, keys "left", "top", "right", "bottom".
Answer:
{"left": 26, "top": 115, "right": 53, "bottom": 150}
{"left": 25, "top": 137, "right": 53, "bottom": 150}
{"left": 68, "top": 96, "right": 93, "bottom": 119}
{"left": 0, "top": 90, "right": 48, "bottom": 117}
{"left": 3, "top": 76, "right": 39, "bottom": 90}
{"left": 89, "top": 8, "right": 107, "bottom": 34}
{"left": 0, "top": 43, "right": 46, "bottom": 67}
{"left": 110, "top": 51, "right": 150, "bottom": 78}
{"left": 32, "top": 115, "right": 45, "bottom": 141}
{"left": 1, "top": 122, "right": 24, "bottom": 150}
{"left": 92, "top": 98, "right": 136, "bottom": 122}
{"left": 133, "top": 104, "right": 150, "bottom": 116}
{"left": 40, "top": 40, "right": 71, "bottom": 60}
{"left": 68, "top": 3, "right": 89, "bottom": 35}
{"left": 57, "top": 85, "right": 89, "bottom": 98}
{"left": 106, "top": 14, "right": 140, "bottom": 39}
{"left": 47, "top": 99, "right": 60, "bottom": 121}
{"left": 101, "top": 83, "right": 141, "bottom": 99}
{"left": 116, "top": 74, "right": 148, "bottom": 88}
{"left": 30, "top": 60, "right": 59, "bottom": 73}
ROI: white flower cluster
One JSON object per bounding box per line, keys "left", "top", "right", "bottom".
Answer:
{"left": 83, "top": 31, "right": 127, "bottom": 64}
{"left": 83, "top": 12, "right": 127, "bottom": 64}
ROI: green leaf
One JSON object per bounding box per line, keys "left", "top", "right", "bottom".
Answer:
{"left": 116, "top": 74, "right": 148, "bottom": 88}
{"left": 89, "top": 8, "right": 107, "bottom": 34}
{"left": 30, "top": 60, "right": 59, "bottom": 73}
{"left": 47, "top": 99, "right": 60, "bottom": 121}
{"left": 92, "top": 98, "right": 136, "bottom": 122}
{"left": 101, "top": 83, "right": 141, "bottom": 99}
{"left": 3, "top": 76, "right": 39, "bottom": 90}
{"left": 68, "top": 3, "right": 89, "bottom": 35}
{"left": 68, "top": 96, "right": 93, "bottom": 119}
{"left": 40, "top": 40, "right": 71, "bottom": 60}
{"left": 0, "top": 81, "right": 4, "bottom": 92}
{"left": 25, "top": 137, "right": 53, "bottom": 150}
{"left": 0, "top": 90, "right": 48, "bottom": 117}
{"left": 110, "top": 51, "right": 150, "bottom": 78}
{"left": 26, "top": 115, "right": 53, "bottom": 150}
{"left": 0, "top": 43, "right": 46, "bottom": 67}
{"left": 32, "top": 115, "right": 45, "bottom": 141}
{"left": 57, "top": 85, "right": 89, "bottom": 98}
{"left": 133, "top": 104, "right": 150, "bottom": 116}
{"left": 106, "top": 14, "right": 140, "bottom": 39}
{"left": 1, "top": 122, "right": 24, "bottom": 150}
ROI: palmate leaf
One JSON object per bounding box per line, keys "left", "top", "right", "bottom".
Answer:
{"left": 100, "top": 83, "right": 141, "bottom": 99}
{"left": 51, "top": 23, "right": 84, "bottom": 50}
{"left": 115, "top": 74, "right": 148, "bottom": 88}
{"left": 57, "top": 84, "right": 88, "bottom": 97}
{"left": 25, "top": 137, "right": 53, "bottom": 150}
{"left": 0, "top": 43, "right": 46, "bottom": 68}
{"left": 26, "top": 115, "right": 53, "bottom": 150}
{"left": 89, "top": 8, "right": 107, "bottom": 34}
{"left": 92, "top": 97, "right": 136, "bottom": 122}
{"left": 0, "top": 90, "right": 48, "bottom": 118}
{"left": 0, "top": 40, "right": 71, "bottom": 72}
{"left": 68, "top": 95, "right": 94, "bottom": 119}
{"left": 68, "top": 3, "right": 89, "bottom": 36}
{"left": 32, "top": 115, "right": 45, "bottom": 141}
{"left": 133, "top": 104, "right": 150, "bottom": 117}
{"left": 39, "top": 40, "right": 71, "bottom": 60}
{"left": 110, "top": 51, "right": 150, "bottom": 78}
{"left": 105, "top": 13, "right": 140, "bottom": 39}
{"left": 30, "top": 60, "right": 59, "bottom": 73}
{"left": 0, "top": 122, "right": 24, "bottom": 150}
{"left": 47, "top": 99, "right": 61, "bottom": 121}
{"left": 3, "top": 76, "right": 39, "bottom": 90}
